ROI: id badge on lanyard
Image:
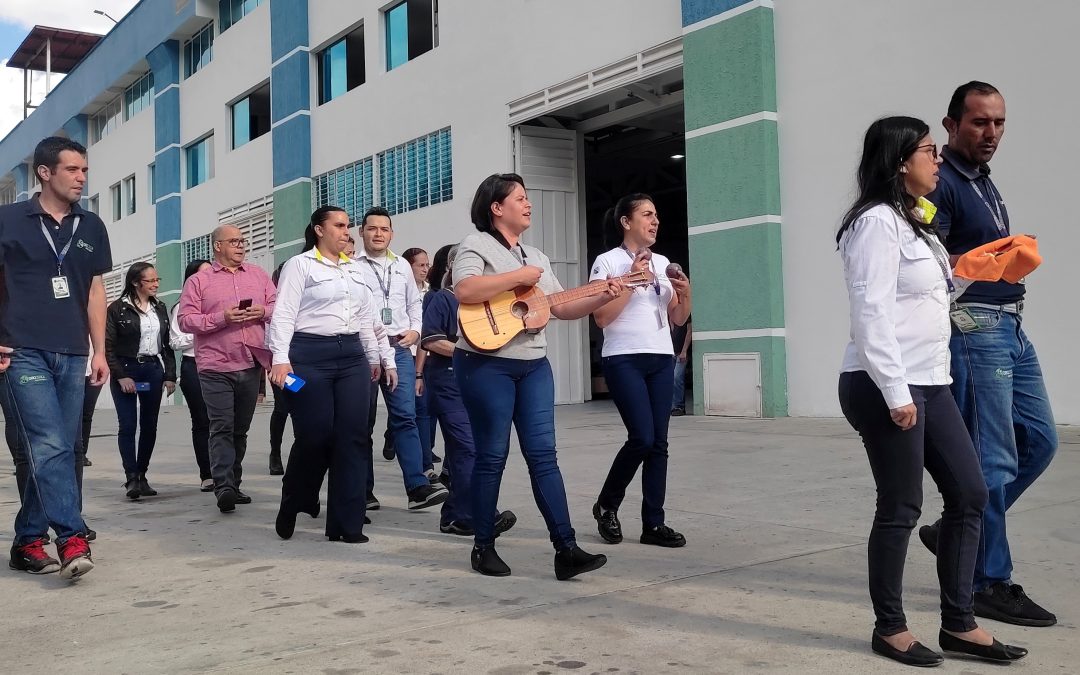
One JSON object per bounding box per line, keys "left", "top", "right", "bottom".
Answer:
{"left": 367, "top": 259, "right": 394, "bottom": 324}
{"left": 40, "top": 216, "right": 80, "bottom": 299}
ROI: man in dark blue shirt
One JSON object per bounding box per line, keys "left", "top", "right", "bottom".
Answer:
{"left": 923, "top": 82, "right": 1057, "bottom": 627}
{"left": 0, "top": 137, "right": 112, "bottom": 580}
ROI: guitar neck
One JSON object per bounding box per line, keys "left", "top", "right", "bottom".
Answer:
{"left": 537, "top": 272, "right": 645, "bottom": 309}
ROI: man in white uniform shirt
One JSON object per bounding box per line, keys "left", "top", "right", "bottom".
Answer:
{"left": 355, "top": 207, "right": 447, "bottom": 510}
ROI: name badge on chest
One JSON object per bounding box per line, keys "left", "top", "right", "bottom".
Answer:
{"left": 381, "top": 306, "right": 393, "bottom": 325}
{"left": 51, "top": 275, "right": 71, "bottom": 299}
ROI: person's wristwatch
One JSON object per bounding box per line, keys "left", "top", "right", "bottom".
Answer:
{"left": 415, "top": 373, "right": 424, "bottom": 379}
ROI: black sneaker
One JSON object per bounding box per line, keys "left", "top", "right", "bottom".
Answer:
{"left": 592, "top": 502, "right": 623, "bottom": 544}
{"left": 671, "top": 407, "right": 685, "bottom": 417}
{"left": 382, "top": 439, "right": 395, "bottom": 461}
{"left": 366, "top": 493, "right": 381, "bottom": 510}
{"left": 407, "top": 483, "right": 448, "bottom": 510}
{"left": 234, "top": 490, "right": 252, "bottom": 505}
{"left": 641, "top": 525, "right": 686, "bottom": 548}
{"left": 495, "top": 510, "right": 517, "bottom": 535}
{"left": 8, "top": 538, "right": 60, "bottom": 574}
{"left": 975, "top": 582, "right": 1057, "bottom": 627}
{"left": 217, "top": 488, "right": 237, "bottom": 513}
{"left": 440, "top": 521, "right": 474, "bottom": 536}
{"left": 918, "top": 522, "right": 940, "bottom": 556}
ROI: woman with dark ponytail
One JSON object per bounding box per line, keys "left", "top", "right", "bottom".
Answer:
{"left": 105, "top": 261, "right": 176, "bottom": 499}
{"left": 837, "top": 116, "right": 1025, "bottom": 666}
{"left": 268, "top": 206, "right": 395, "bottom": 543}
{"left": 588, "top": 194, "right": 691, "bottom": 550}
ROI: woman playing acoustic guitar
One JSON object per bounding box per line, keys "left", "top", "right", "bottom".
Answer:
{"left": 453, "top": 173, "right": 621, "bottom": 580}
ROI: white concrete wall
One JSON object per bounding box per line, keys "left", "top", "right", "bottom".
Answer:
{"left": 87, "top": 102, "right": 156, "bottom": 265}
{"left": 775, "top": 0, "right": 1080, "bottom": 424}
{"left": 310, "top": 0, "right": 682, "bottom": 257}
{"left": 179, "top": 2, "right": 274, "bottom": 240}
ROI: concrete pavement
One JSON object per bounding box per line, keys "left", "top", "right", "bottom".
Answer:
{"left": 1, "top": 401, "right": 1077, "bottom": 674}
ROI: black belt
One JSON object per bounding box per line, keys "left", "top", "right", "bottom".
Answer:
{"left": 133, "top": 354, "right": 159, "bottom": 363}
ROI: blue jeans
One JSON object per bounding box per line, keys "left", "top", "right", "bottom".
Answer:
{"left": 366, "top": 345, "right": 427, "bottom": 494}
{"left": 415, "top": 379, "right": 435, "bottom": 471}
{"left": 427, "top": 363, "right": 479, "bottom": 527}
{"left": 600, "top": 353, "right": 675, "bottom": 529}
{"left": 2, "top": 349, "right": 87, "bottom": 544}
{"left": 672, "top": 357, "right": 687, "bottom": 410}
{"left": 110, "top": 357, "right": 165, "bottom": 475}
{"left": 950, "top": 309, "right": 1057, "bottom": 590}
{"left": 454, "top": 350, "right": 576, "bottom": 550}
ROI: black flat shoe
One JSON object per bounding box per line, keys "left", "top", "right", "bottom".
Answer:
{"left": 137, "top": 473, "right": 158, "bottom": 497}
{"left": 234, "top": 490, "right": 252, "bottom": 505}
{"left": 494, "top": 510, "right": 517, "bottom": 536}
{"left": 328, "top": 532, "right": 369, "bottom": 543}
{"left": 440, "top": 521, "right": 474, "bottom": 536}
{"left": 124, "top": 473, "right": 141, "bottom": 500}
{"left": 871, "top": 632, "right": 943, "bottom": 667}
{"left": 592, "top": 502, "right": 622, "bottom": 544}
{"left": 275, "top": 505, "right": 296, "bottom": 539}
{"left": 269, "top": 452, "right": 284, "bottom": 476}
{"left": 471, "top": 546, "right": 511, "bottom": 577}
{"left": 554, "top": 546, "right": 607, "bottom": 581}
{"left": 938, "top": 630, "right": 1027, "bottom": 662}
{"left": 216, "top": 488, "right": 236, "bottom": 513}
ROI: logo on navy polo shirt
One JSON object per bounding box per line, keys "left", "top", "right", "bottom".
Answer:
{"left": 76, "top": 239, "right": 94, "bottom": 253}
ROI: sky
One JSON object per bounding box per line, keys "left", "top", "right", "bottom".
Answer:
{"left": 0, "top": 0, "right": 139, "bottom": 141}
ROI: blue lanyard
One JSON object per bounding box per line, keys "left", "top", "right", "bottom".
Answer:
{"left": 39, "top": 215, "right": 81, "bottom": 275}
{"left": 365, "top": 258, "right": 392, "bottom": 305}
{"left": 969, "top": 180, "right": 1007, "bottom": 236}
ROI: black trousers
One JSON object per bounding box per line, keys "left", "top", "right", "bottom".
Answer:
{"left": 179, "top": 356, "right": 212, "bottom": 481}
{"left": 281, "top": 333, "right": 370, "bottom": 538}
{"left": 839, "top": 371, "right": 987, "bottom": 635}
{"left": 199, "top": 366, "right": 261, "bottom": 494}
{"left": 269, "top": 382, "right": 289, "bottom": 457}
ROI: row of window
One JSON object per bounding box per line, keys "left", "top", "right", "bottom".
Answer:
{"left": 219, "top": 0, "right": 262, "bottom": 33}
{"left": 90, "top": 71, "right": 155, "bottom": 145}
{"left": 312, "top": 127, "right": 452, "bottom": 223}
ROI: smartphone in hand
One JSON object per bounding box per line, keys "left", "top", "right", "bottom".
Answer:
{"left": 238, "top": 298, "right": 253, "bottom": 310}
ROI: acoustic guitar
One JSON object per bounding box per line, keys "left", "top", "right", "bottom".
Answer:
{"left": 458, "top": 270, "right": 653, "bottom": 352}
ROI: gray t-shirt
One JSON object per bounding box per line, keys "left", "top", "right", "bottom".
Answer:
{"left": 452, "top": 231, "right": 564, "bottom": 360}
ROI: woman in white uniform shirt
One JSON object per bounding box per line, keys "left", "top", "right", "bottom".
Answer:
{"left": 589, "top": 194, "right": 691, "bottom": 549}
{"left": 838, "top": 116, "right": 1024, "bottom": 666}
{"left": 268, "top": 206, "right": 396, "bottom": 544}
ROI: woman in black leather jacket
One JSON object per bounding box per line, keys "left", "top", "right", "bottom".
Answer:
{"left": 105, "top": 262, "right": 176, "bottom": 500}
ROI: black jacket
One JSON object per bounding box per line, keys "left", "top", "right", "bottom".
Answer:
{"left": 105, "top": 296, "right": 176, "bottom": 382}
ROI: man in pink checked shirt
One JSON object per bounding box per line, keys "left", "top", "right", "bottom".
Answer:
{"left": 179, "top": 225, "right": 276, "bottom": 513}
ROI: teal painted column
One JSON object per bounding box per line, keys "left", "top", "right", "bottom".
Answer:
{"left": 269, "top": 0, "right": 312, "bottom": 266}
{"left": 681, "top": 0, "right": 787, "bottom": 416}
{"left": 147, "top": 40, "right": 183, "bottom": 301}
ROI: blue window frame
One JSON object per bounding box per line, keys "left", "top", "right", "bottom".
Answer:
{"left": 186, "top": 136, "right": 213, "bottom": 189}
{"left": 123, "top": 71, "right": 155, "bottom": 121}
{"left": 232, "top": 82, "right": 271, "bottom": 148}
{"left": 184, "top": 23, "right": 215, "bottom": 78}
{"left": 377, "top": 127, "right": 451, "bottom": 215}
{"left": 385, "top": 0, "right": 436, "bottom": 72}
{"left": 220, "top": 0, "right": 261, "bottom": 32}
{"left": 318, "top": 25, "right": 365, "bottom": 105}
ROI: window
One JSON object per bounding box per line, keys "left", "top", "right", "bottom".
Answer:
{"left": 90, "top": 95, "right": 123, "bottom": 144}
{"left": 182, "top": 234, "right": 212, "bottom": 266}
{"left": 110, "top": 183, "right": 122, "bottom": 221}
{"left": 87, "top": 194, "right": 99, "bottom": 214}
{"left": 232, "top": 82, "right": 271, "bottom": 148}
{"left": 385, "top": 0, "right": 436, "bottom": 71}
{"left": 0, "top": 183, "right": 15, "bottom": 205}
{"left": 184, "top": 22, "right": 215, "bottom": 78}
{"left": 377, "top": 127, "right": 451, "bottom": 215}
{"left": 148, "top": 163, "right": 156, "bottom": 204}
{"left": 318, "top": 26, "right": 365, "bottom": 104}
{"left": 186, "top": 136, "right": 214, "bottom": 189}
{"left": 124, "top": 71, "right": 155, "bottom": 121}
{"left": 312, "top": 158, "right": 374, "bottom": 225}
{"left": 220, "top": 0, "right": 262, "bottom": 32}
{"left": 122, "top": 175, "right": 137, "bottom": 216}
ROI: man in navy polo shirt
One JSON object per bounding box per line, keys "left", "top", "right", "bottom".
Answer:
{"left": 0, "top": 136, "right": 112, "bottom": 580}
{"left": 921, "top": 82, "right": 1057, "bottom": 626}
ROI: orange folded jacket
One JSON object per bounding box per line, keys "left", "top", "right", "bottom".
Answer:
{"left": 953, "top": 235, "right": 1041, "bottom": 284}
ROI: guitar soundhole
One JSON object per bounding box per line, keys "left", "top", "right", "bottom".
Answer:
{"left": 510, "top": 300, "right": 530, "bottom": 319}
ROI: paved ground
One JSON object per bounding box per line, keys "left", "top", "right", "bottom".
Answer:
{"left": 1, "top": 401, "right": 1077, "bottom": 674}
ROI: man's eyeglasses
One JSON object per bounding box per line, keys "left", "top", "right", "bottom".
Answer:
{"left": 218, "top": 238, "right": 248, "bottom": 248}
{"left": 914, "top": 143, "right": 939, "bottom": 160}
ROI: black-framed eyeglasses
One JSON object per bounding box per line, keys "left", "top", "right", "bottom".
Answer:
{"left": 914, "top": 143, "right": 939, "bottom": 160}
{"left": 219, "top": 238, "right": 248, "bottom": 248}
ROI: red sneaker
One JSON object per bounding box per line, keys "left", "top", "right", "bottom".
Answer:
{"left": 57, "top": 535, "right": 94, "bottom": 580}
{"left": 8, "top": 538, "right": 61, "bottom": 574}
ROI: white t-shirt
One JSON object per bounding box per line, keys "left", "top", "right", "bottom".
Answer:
{"left": 589, "top": 247, "right": 675, "bottom": 357}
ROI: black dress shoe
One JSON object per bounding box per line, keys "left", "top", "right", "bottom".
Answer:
{"left": 592, "top": 502, "right": 622, "bottom": 544}
{"left": 382, "top": 440, "right": 395, "bottom": 461}
{"left": 918, "top": 522, "right": 940, "bottom": 556}
{"left": 640, "top": 525, "right": 686, "bottom": 548}
{"left": 471, "top": 546, "right": 511, "bottom": 577}
{"left": 554, "top": 546, "right": 607, "bottom": 581}
{"left": 269, "top": 451, "right": 284, "bottom": 476}
{"left": 137, "top": 473, "right": 158, "bottom": 497}
{"left": 216, "top": 488, "right": 237, "bottom": 513}
{"left": 275, "top": 504, "right": 296, "bottom": 539}
{"left": 938, "top": 630, "right": 1028, "bottom": 662}
{"left": 328, "top": 532, "right": 369, "bottom": 543}
{"left": 494, "top": 510, "right": 517, "bottom": 535}
{"left": 234, "top": 490, "right": 252, "bottom": 505}
{"left": 870, "top": 632, "right": 943, "bottom": 667}
{"left": 82, "top": 457, "right": 93, "bottom": 467}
